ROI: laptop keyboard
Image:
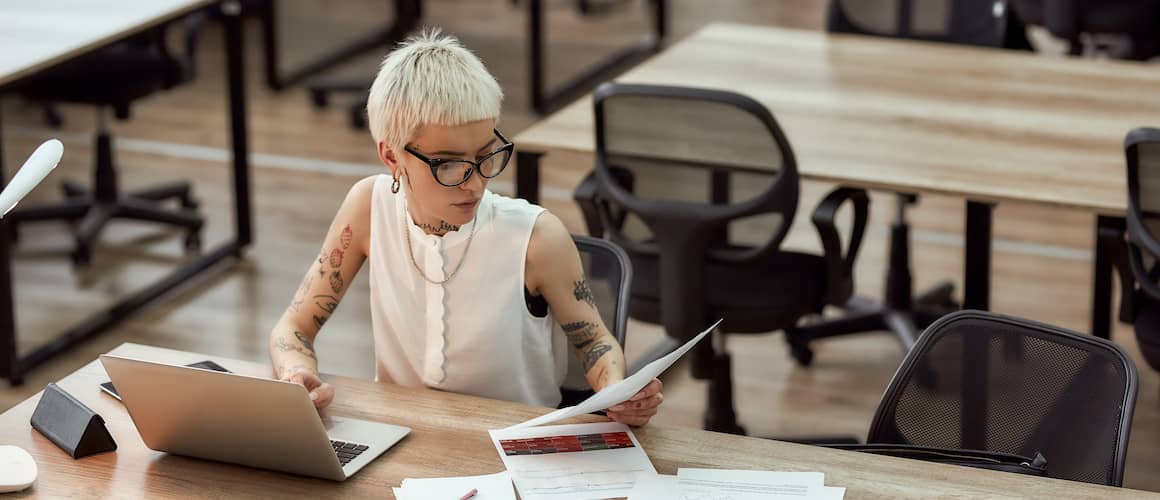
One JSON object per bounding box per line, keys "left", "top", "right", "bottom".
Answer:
{"left": 331, "top": 439, "right": 369, "bottom": 466}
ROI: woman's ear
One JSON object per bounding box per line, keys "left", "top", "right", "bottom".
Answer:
{"left": 378, "top": 142, "right": 400, "bottom": 176}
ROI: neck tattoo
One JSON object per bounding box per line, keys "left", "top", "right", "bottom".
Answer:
{"left": 417, "top": 220, "right": 460, "bottom": 236}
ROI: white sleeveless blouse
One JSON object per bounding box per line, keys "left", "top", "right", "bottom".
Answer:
{"left": 368, "top": 175, "right": 568, "bottom": 407}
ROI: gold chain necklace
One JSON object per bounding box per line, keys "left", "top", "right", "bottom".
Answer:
{"left": 401, "top": 199, "right": 478, "bottom": 285}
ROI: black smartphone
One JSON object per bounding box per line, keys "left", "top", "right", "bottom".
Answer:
{"left": 99, "top": 360, "right": 231, "bottom": 401}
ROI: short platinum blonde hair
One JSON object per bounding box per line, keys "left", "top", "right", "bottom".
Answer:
{"left": 366, "top": 29, "right": 503, "bottom": 154}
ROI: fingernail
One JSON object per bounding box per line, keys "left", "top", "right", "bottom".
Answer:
{"left": 310, "top": 392, "right": 318, "bottom": 401}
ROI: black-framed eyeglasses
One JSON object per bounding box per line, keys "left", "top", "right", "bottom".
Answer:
{"left": 404, "top": 129, "right": 514, "bottom": 187}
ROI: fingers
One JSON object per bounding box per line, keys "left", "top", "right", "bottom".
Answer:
{"left": 610, "top": 392, "right": 663, "bottom": 412}
{"left": 629, "top": 379, "right": 662, "bottom": 401}
{"left": 606, "top": 406, "right": 659, "bottom": 427}
{"left": 310, "top": 383, "right": 335, "bottom": 409}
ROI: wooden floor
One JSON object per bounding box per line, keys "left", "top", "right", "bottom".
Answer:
{"left": 3, "top": 0, "right": 1158, "bottom": 491}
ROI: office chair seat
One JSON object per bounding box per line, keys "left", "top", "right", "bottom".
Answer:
{"left": 628, "top": 249, "right": 826, "bottom": 334}
{"left": 21, "top": 50, "right": 174, "bottom": 109}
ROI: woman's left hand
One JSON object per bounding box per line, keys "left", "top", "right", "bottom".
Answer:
{"left": 606, "top": 378, "right": 663, "bottom": 426}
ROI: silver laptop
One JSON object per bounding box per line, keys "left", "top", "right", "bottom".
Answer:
{"left": 100, "top": 355, "right": 410, "bottom": 481}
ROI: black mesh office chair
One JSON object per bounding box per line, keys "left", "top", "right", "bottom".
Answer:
{"left": 869, "top": 310, "right": 1138, "bottom": 486}
{"left": 1010, "top": 0, "right": 1160, "bottom": 60}
{"left": 559, "top": 235, "right": 633, "bottom": 407}
{"left": 574, "top": 83, "right": 872, "bottom": 433}
{"left": 821, "top": 0, "right": 1014, "bottom": 349}
{"left": 1124, "top": 128, "right": 1160, "bottom": 372}
{"left": 8, "top": 14, "right": 206, "bottom": 266}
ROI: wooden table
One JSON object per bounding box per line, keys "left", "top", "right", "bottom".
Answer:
{"left": 0, "top": 0, "right": 252, "bottom": 384}
{"left": 0, "top": 342, "right": 1153, "bottom": 498}
{"left": 512, "top": 22, "right": 1160, "bottom": 337}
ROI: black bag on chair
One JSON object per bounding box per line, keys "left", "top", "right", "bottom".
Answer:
{"left": 829, "top": 443, "right": 1048, "bottom": 476}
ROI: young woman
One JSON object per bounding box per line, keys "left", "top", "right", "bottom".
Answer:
{"left": 269, "top": 30, "right": 662, "bottom": 426}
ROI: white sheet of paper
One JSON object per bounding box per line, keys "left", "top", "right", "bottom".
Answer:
{"left": 490, "top": 422, "right": 657, "bottom": 500}
{"left": 0, "top": 139, "right": 62, "bottom": 217}
{"left": 395, "top": 471, "right": 514, "bottom": 500}
{"left": 626, "top": 474, "right": 678, "bottom": 500}
{"left": 506, "top": 319, "right": 723, "bottom": 430}
{"left": 391, "top": 487, "right": 407, "bottom": 500}
{"left": 676, "top": 468, "right": 843, "bottom": 500}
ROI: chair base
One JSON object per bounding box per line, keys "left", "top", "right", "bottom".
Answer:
{"left": 8, "top": 180, "right": 203, "bottom": 266}
{"left": 785, "top": 284, "right": 958, "bottom": 366}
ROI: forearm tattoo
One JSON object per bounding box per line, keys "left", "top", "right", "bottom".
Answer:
{"left": 573, "top": 279, "right": 596, "bottom": 308}
{"left": 292, "top": 225, "right": 352, "bottom": 325}
{"left": 562, "top": 321, "right": 599, "bottom": 350}
{"left": 275, "top": 332, "right": 317, "bottom": 360}
{"left": 582, "top": 342, "right": 613, "bottom": 372}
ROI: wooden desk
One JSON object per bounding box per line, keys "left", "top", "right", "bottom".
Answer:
{"left": 0, "top": 342, "right": 1153, "bottom": 498}
{"left": 0, "top": 0, "right": 252, "bottom": 384}
{"left": 512, "top": 22, "right": 1160, "bottom": 336}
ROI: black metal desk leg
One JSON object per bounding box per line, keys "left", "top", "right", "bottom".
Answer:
{"left": 224, "top": 0, "right": 253, "bottom": 250}
{"left": 0, "top": 106, "right": 19, "bottom": 385}
{"left": 516, "top": 151, "right": 543, "bottom": 205}
{"left": 1091, "top": 215, "right": 1126, "bottom": 339}
{"left": 528, "top": 0, "right": 668, "bottom": 115}
{"left": 964, "top": 200, "right": 994, "bottom": 311}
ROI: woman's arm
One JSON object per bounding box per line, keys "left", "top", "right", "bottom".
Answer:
{"left": 526, "top": 212, "right": 663, "bottom": 425}
{"left": 269, "top": 176, "right": 375, "bottom": 408}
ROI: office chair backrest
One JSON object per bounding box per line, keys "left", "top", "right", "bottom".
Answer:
{"left": 591, "top": 82, "right": 800, "bottom": 338}
{"left": 827, "top": 0, "right": 1009, "bottom": 47}
{"left": 559, "top": 235, "right": 633, "bottom": 394}
{"left": 1124, "top": 127, "right": 1160, "bottom": 372}
{"left": 868, "top": 310, "right": 1138, "bottom": 486}
{"left": 1126, "top": 128, "right": 1160, "bottom": 293}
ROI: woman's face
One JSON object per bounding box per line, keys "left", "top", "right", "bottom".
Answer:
{"left": 380, "top": 118, "right": 499, "bottom": 228}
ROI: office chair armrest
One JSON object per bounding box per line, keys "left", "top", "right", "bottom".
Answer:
{"left": 574, "top": 173, "right": 606, "bottom": 237}
{"left": 811, "top": 187, "right": 869, "bottom": 306}
{"left": 574, "top": 166, "right": 636, "bottom": 238}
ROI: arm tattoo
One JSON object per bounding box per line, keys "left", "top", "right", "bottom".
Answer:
{"left": 340, "top": 224, "right": 353, "bottom": 249}
{"left": 582, "top": 342, "right": 613, "bottom": 372}
{"left": 329, "top": 271, "right": 344, "bottom": 293}
{"left": 275, "top": 335, "right": 317, "bottom": 360}
{"left": 313, "top": 315, "right": 328, "bottom": 329}
{"left": 314, "top": 295, "right": 339, "bottom": 314}
{"left": 317, "top": 250, "right": 326, "bottom": 277}
{"left": 562, "top": 321, "right": 599, "bottom": 350}
{"left": 293, "top": 330, "right": 316, "bottom": 354}
{"left": 329, "top": 248, "right": 344, "bottom": 268}
{"left": 573, "top": 279, "right": 596, "bottom": 308}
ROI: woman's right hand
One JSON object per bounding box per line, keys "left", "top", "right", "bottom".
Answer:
{"left": 280, "top": 368, "right": 335, "bottom": 409}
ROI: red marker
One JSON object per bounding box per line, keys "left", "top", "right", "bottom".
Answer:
{"left": 458, "top": 488, "right": 478, "bottom": 500}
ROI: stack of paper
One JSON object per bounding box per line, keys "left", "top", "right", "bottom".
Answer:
{"left": 392, "top": 471, "right": 515, "bottom": 500}
{"left": 489, "top": 422, "right": 656, "bottom": 500}
{"left": 628, "top": 469, "right": 846, "bottom": 499}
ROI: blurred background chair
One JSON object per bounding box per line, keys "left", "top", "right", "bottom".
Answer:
{"left": 1123, "top": 128, "right": 1160, "bottom": 373}
{"left": 558, "top": 234, "right": 633, "bottom": 408}
{"left": 819, "top": 0, "right": 1016, "bottom": 351}
{"left": 866, "top": 310, "right": 1138, "bottom": 486}
{"left": 574, "top": 82, "right": 872, "bottom": 433}
{"left": 1009, "top": 0, "right": 1160, "bottom": 60}
{"left": 8, "top": 13, "right": 207, "bottom": 266}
